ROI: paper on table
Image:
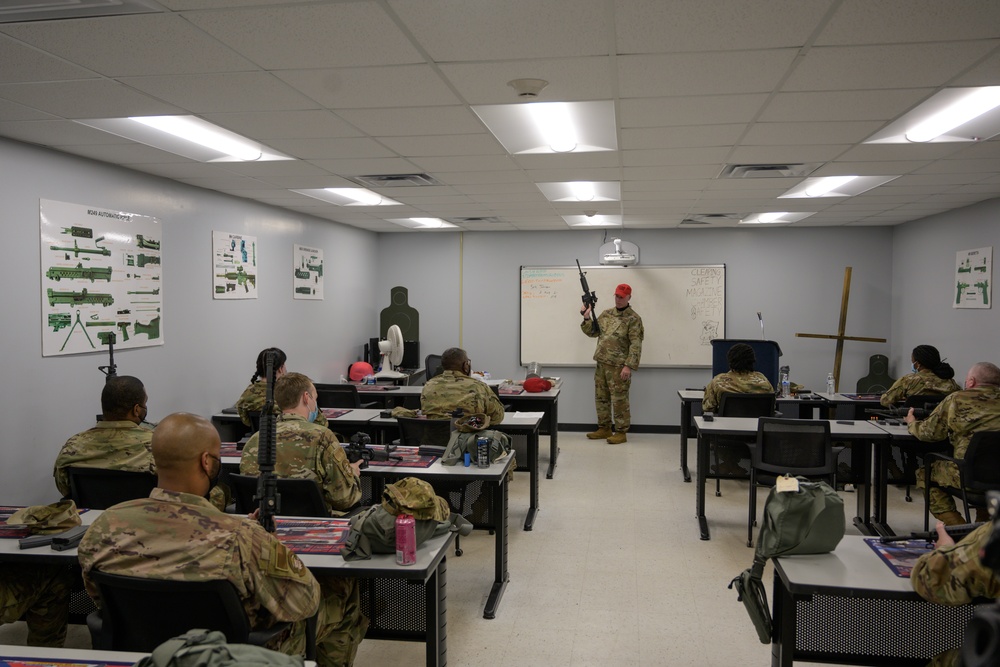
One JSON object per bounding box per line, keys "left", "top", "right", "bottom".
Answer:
{"left": 512, "top": 411, "right": 545, "bottom": 419}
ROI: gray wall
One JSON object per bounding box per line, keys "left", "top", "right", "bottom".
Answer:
{"left": 1, "top": 138, "right": 379, "bottom": 504}
{"left": 377, "top": 226, "right": 895, "bottom": 427}
{"left": 890, "top": 198, "right": 1000, "bottom": 380}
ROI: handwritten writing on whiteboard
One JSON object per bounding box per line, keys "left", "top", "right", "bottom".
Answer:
{"left": 522, "top": 269, "right": 565, "bottom": 300}
{"left": 687, "top": 267, "right": 724, "bottom": 320}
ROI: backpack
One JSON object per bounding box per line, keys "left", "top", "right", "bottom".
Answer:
{"left": 441, "top": 429, "right": 512, "bottom": 466}
{"left": 729, "top": 476, "right": 845, "bottom": 643}
{"left": 133, "top": 629, "right": 302, "bottom": 667}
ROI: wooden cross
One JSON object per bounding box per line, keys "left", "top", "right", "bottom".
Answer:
{"left": 795, "top": 267, "right": 886, "bottom": 392}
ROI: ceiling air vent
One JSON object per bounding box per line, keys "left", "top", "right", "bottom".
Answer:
{"left": 352, "top": 173, "right": 441, "bottom": 188}
{"left": 680, "top": 213, "right": 746, "bottom": 226}
{"left": 445, "top": 216, "right": 505, "bottom": 224}
{"left": 718, "top": 163, "right": 821, "bottom": 179}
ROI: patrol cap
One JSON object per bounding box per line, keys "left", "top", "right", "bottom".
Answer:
{"left": 523, "top": 377, "right": 553, "bottom": 393}
{"left": 349, "top": 361, "right": 374, "bottom": 382}
{"left": 615, "top": 283, "right": 632, "bottom": 297}
{"left": 454, "top": 413, "right": 490, "bottom": 432}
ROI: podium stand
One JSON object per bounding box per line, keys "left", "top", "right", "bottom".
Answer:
{"left": 710, "top": 339, "right": 782, "bottom": 387}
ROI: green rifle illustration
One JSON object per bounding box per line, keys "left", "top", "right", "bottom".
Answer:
{"left": 975, "top": 262, "right": 988, "bottom": 273}
{"left": 85, "top": 321, "right": 116, "bottom": 327}
{"left": 957, "top": 281, "right": 970, "bottom": 305}
{"left": 294, "top": 268, "right": 310, "bottom": 280}
{"left": 136, "top": 234, "right": 160, "bottom": 250}
{"left": 976, "top": 280, "right": 989, "bottom": 305}
{"left": 216, "top": 266, "right": 255, "bottom": 293}
{"left": 96, "top": 331, "right": 117, "bottom": 345}
{"left": 47, "top": 288, "right": 114, "bottom": 307}
{"left": 48, "top": 313, "right": 71, "bottom": 332}
{"left": 60, "top": 226, "right": 93, "bottom": 238}
{"left": 135, "top": 316, "right": 160, "bottom": 340}
{"left": 60, "top": 310, "right": 95, "bottom": 351}
{"left": 253, "top": 242, "right": 256, "bottom": 266}
{"left": 137, "top": 254, "right": 159, "bottom": 268}
{"left": 958, "top": 258, "right": 971, "bottom": 273}
{"left": 117, "top": 322, "right": 131, "bottom": 341}
{"left": 306, "top": 258, "right": 323, "bottom": 277}
{"left": 45, "top": 262, "right": 112, "bottom": 282}
{"left": 127, "top": 288, "right": 160, "bottom": 295}
{"left": 295, "top": 286, "right": 313, "bottom": 295}
{"left": 215, "top": 285, "right": 226, "bottom": 294}
{"left": 49, "top": 237, "right": 110, "bottom": 258}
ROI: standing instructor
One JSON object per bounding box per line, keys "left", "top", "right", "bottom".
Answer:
{"left": 580, "top": 283, "right": 644, "bottom": 444}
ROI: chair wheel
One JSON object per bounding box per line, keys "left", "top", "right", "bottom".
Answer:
{"left": 905, "top": 495, "right": 912, "bottom": 502}
{"left": 715, "top": 490, "right": 722, "bottom": 497}
{"left": 488, "top": 529, "right": 494, "bottom": 535}
{"left": 455, "top": 548, "right": 463, "bottom": 557}
{"left": 746, "top": 540, "right": 753, "bottom": 548}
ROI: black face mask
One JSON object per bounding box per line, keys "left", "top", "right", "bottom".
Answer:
{"left": 204, "top": 455, "right": 222, "bottom": 498}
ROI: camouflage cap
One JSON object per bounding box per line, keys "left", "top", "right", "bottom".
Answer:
{"left": 454, "top": 413, "right": 490, "bottom": 433}
{"left": 381, "top": 477, "right": 450, "bottom": 521}
{"left": 8, "top": 500, "right": 82, "bottom": 535}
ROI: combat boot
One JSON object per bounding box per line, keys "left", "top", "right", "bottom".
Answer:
{"left": 606, "top": 431, "right": 627, "bottom": 445}
{"left": 935, "top": 510, "right": 966, "bottom": 526}
{"left": 587, "top": 426, "right": 612, "bottom": 440}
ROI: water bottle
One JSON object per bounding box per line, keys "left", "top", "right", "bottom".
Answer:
{"left": 781, "top": 372, "right": 790, "bottom": 398}
{"left": 395, "top": 514, "right": 416, "bottom": 565}
{"left": 339, "top": 374, "right": 347, "bottom": 384}
{"left": 826, "top": 373, "right": 835, "bottom": 394}
{"left": 476, "top": 435, "right": 490, "bottom": 468}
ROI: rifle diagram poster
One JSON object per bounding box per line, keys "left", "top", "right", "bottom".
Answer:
{"left": 213, "top": 231, "right": 257, "bottom": 299}
{"left": 954, "top": 247, "right": 992, "bottom": 309}
{"left": 40, "top": 199, "right": 163, "bottom": 357}
{"left": 293, "top": 244, "right": 323, "bottom": 300}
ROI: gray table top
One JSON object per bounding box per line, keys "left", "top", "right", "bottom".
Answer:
{"left": 693, "top": 416, "right": 889, "bottom": 439}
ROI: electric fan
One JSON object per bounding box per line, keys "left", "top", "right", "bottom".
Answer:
{"left": 373, "top": 324, "right": 406, "bottom": 379}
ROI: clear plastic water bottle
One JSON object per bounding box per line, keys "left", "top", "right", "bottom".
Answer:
{"left": 339, "top": 374, "right": 347, "bottom": 384}
{"left": 826, "top": 373, "right": 835, "bottom": 394}
{"left": 781, "top": 372, "right": 790, "bottom": 398}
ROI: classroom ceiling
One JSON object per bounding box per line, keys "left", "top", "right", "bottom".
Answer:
{"left": 1, "top": 0, "right": 999, "bottom": 233}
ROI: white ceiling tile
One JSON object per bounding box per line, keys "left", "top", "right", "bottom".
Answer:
{"left": 0, "top": 98, "right": 55, "bottom": 122}
{"left": 184, "top": 3, "right": 423, "bottom": 69}
{"left": 410, "top": 155, "right": 518, "bottom": 172}
{"left": 388, "top": 0, "right": 609, "bottom": 61}
{"left": 205, "top": 160, "right": 333, "bottom": 180}
{"left": 266, "top": 137, "right": 396, "bottom": 161}
{"left": 203, "top": 110, "right": 364, "bottom": 139}
{"left": 53, "top": 142, "right": 195, "bottom": 164}
{"left": 523, "top": 168, "right": 623, "bottom": 182}
{"left": 438, "top": 57, "right": 613, "bottom": 105}
{"left": 623, "top": 147, "right": 731, "bottom": 167}
{"left": 306, "top": 157, "right": 422, "bottom": 176}
{"left": 620, "top": 95, "right": 769, "bottom": 127}
{"left": 1, "top": 14, "right": 254, "bottom": 77}
{"left": 815, "top": 160, "right": 931, "bottom": 175}
{"left": 120, "top": 72, "right": 318, "bottom": 113}
{"left": 952, "top": 50, "right": 1000, "bottom": 86}
{"left": 129, "top": 161, "right": 243, "bottom": 179}
{"left": 816, "top": 0, "right": 1000, "bottom": 45}
{"left": 618, "top": 50, "right": 799, "bottom": 97}
{"left": 453, "top": 183, "right": 540, "bottom": 195}
{"left": 759, "top": 89, "right": 934, "bottom": 122}
{"left": 275, "top": 66, "right": 460, "bottom": 109}
{"left": 431, "top": 171, "right": 531, "bottom": 185}
{"left": 0, "top": 35, "right": 96, "bottom": 83}
{"left": 0, "top": 119, "right": 132, "bottom": 145}
{"left": 625, "top": 179, "right": 712, "bottom": 192}
{"left": 514, "top": 153, "right": 621, "bottom": 170}
{"left": 835, "top": 143, "right": 968, "bottom": 162}
{"left": 335, "top": 106, "right": 484, "bottom": 137}
{"left": 726, "top": 145, "right": 851, "bottom": 163}
{"left": 0, "top": 80, "right": 180, "bottom": 118}
{"left": 621, "top": 125, "right": 747, "bottom": 150}
{"left": 175, "top": 175, "right": 271, "bottom": 190}
{"left": 377, "top": 134, "right": 505, "bottom": 157}
{"left": 623, "top": 165, "right": 721, "bottom": 180}
{"left": 741, "top": 121, "right": 885, "bottom": 146}
{"left": 915, "top": 158, "right": 1000, "bottom": 174}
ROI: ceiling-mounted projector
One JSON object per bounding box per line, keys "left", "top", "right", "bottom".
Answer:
{"left": 599, "top": 238, "right": 639, "bottom": 266}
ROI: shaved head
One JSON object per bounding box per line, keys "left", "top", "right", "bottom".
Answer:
{"left": 970, "top": 362, "right": 1000, "bottom": 387}
{"left": 152, "top": 413, "right": 221, "bottom": 472}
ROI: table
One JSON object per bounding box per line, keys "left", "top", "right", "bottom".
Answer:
{"left": 693, "top": 417, "right": 890, "bottom": 540}
{"left": 211, "top": 408, "right": 384, "bottom": 442}
{"left": 361, "top": 456, "right": 515, "bottom": 620}
{"left": 818, "top": 392, "right": 884, "bottom": 420}
{"left": 772, "top": 535, "right": 981, "bottom": 666}
{"left": 0, "top": 644, "right": 148, "bottom": 665}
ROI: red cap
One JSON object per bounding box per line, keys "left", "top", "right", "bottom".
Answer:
{"left": 349, "top": 361, "right": 374, "bottom": 382}
{"left": 615, "top": 283, "right": 632, "bottom": 297}
{"left": 523, "top": 377, "right": 553, "bottom": 393}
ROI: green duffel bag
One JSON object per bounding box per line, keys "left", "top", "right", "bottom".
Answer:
{"left": 134, "top": 629, "right": 302, "bottom": 667}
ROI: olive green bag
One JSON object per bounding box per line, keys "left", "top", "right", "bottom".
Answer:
{"left": 133, "top": 629, "right": 302, "bottom": 667}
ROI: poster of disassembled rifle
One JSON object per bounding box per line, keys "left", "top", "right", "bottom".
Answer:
{"left": 212, "top": 231, "right": 258, "bottom": 299}
{"left": 293, "top": 244, "right": 324, "bottom": 300}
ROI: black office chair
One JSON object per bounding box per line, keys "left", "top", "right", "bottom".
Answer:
{"left": 711, "top": 392, "right": 777, "bottom": 497}
{"left": 229, "top": 474, "right": 330, "bottom": 517}
{"left": 896, "top": 394, "right": 949, "bottom": 502}
{"left": 747, "top": 418, "right": 836, "bottom": 547}
{"left": 247, "top": 410, "right": 262, "bottom": 434}
{"left": 424, "top": 354, "right": 443, "bottom": 382}
{"left": 314, "top": 384, "right": 377, "bottom": 409}
{"left": 86, "top": 570, "right": 308, "bottom": 655}
{"left": 922, "top": 431, "right": 1000, "bottom": 530}
{"left": 65, "top": 467, "right": 157, "bottom": 510}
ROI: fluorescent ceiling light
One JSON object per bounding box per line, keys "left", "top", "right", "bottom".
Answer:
{"left": 562, "top": 214, "right": 622, "bottom": 228}
{"left": 739, "top": 212, "right": 816, "bottom": 225}
{"left": 75, "top": 115, "right": 293, "bottom": 162}
{"left": 387, "top": 217, "right": 459, "bottom": 230}
{"left": 779, "top": 175, "right": 900, "bottom": 199}
{"left": 472, "top": 101, "right": 617, "bottom": 154}
{"left": 292, "top": 188, "right": 402, "bottom": 206}
{"left": 864, "top": 87, "right": 1000, "bottom": 144}
{"left": 536, "top": 181, "right": 621, "bottom": 202}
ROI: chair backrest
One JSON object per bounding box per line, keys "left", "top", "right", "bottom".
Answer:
{"left": 247, "top": 410, "right": 262, "bottom": 433}
{"left": 718, "top": 392, "right": 776, "bottom": 418}
{"left": 903, "top": 393, "right": 947, "bottom": 410}
{"left": 89, "top": 570, "right": 250, "bottom": 651}
{"left": 396, "top": 416, "right": 452, "bottom": 448}
{"left": 425, "top": 354, "right": 443, "bottom": 382}
{"left": 314, "top": 384, "right": 361, "bottom": 409}
{"left": 753, "top": 418, "right": 833, "bottom": 477}
{"left": 229, "top": 473, "right": 329, "bottom": 516}
{"left": 66, "top": 467, "right": 157, "bottom": 510}
{"left": 963, "top": 431, "right": 1000, "bottom": 491}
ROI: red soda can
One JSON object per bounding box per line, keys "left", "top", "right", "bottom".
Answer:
{"left": 395, "top": 513, "right": 417, "bottom": 565}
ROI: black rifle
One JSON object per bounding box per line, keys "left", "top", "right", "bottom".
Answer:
{"left": 864, "top": 406, "right": 930, "bottom": 422}
{"left": 256, "top": 351, "right": 279, "bottom": 533}
{"left": 879, "top": 522, "right": 982, "bottom": 543}
{"left": 98, "top": 331, "right": 117, "bottom": 381}
{"left": 576, "top": 259, "right": 600, "bottom": 334}
{"left": 345, "top": 432, "right": 400, "bottom": 465}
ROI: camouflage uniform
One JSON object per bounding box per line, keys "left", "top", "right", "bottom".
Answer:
{"left": 910, "top": 385, "right": 1000, "bottom": 516}
{"left": 78, "top": 488, "right": 367, "bottom": 667}
{"left": 702, "top": 370, "right": 774, "bottom": 412}
{"left": 0, "top": 564, "right": 72, "bottom": 647}
{"left": 420, "top": 370, "right": 505, "bottom": 424}
{"left": 911, "top": 523, "right": 1000, "bottom": 667}
{"left": 237, "top": 381, "right": 328, "bottom": 429}
{"left": 53, "top": 421, "right": 154, "bottom": 497}
{"left": 880, "top": 369, "right": 961, "bottom": 407}
{"left": 581, "top": 306, "right": 644, "bottom": 431}
{"left": 240, "top": 414, "right": 361, "bottom": 516}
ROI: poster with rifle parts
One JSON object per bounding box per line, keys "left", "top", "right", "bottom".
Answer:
{"left": 213, "top": 231, "right": 257, "bottom": 300}
{"left": 293, "top": 244, "right": 323, "bottom": 300}
{"left": 40, "top": 199, "right": 163, "bottom": 357}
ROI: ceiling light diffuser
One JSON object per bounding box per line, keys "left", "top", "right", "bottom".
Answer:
{"left": 536, "top": 182, "right": 621, "bottom": 202}
{"left": 739, "top": 212, "right": 816, "bottom": 225}
{"left": 864, "top": 87, "right": 1000, "bottom": 144}
{"left": 291, "top": 188, "right": 401, "bottom": 206}
{"left": 779, "top": 175, "right": 899, "bottom": 199}
{"left": 387, "top": 217, "right": 458, "bottom": 230}
{"left": 472, "top": 101, "right": 617, "bottom": 154}
{"left": 75, "top": 115, "right": 293, "bottom": 162}
{"left": 562, "top": 214, "right": 622, "bottom": 228}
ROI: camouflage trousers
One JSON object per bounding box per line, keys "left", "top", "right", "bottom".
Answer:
{"left": 274, "top": 576, "right": 368, "bottom": 667}
{"left": 915, "top": 460, "right": 964, "bottom": 516}
{"left": 594, "top": 362, "right": 632, "bottom": 431}
{"left": 0, "top": 564, "right": 72, "bottom": 647}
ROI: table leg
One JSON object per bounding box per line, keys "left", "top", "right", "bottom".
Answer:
{"left": 697, "top": 432, "right": 710, "bottom": 540}
{"left": 771, "top": 572, "right": 794, "bottom": 667}
{"left": 680, "top": 401, "right": 692, "bottom": 483}
{"left": 426, "top": 557, "right": 447, "bottom": 667}
{"left": 483, "top": 475, "right": 509, "bottom": 619}
{"left": 546, "top": 396, "right": 559, "bottom": 479}
{"left": 851, "top": 440, "right": 875, "bottom": 536}
{"left": 524, "top": 428, "right": 539, "bottom": 531}
{"left": 871, "top": 439, "right": 895, "bottom": 536}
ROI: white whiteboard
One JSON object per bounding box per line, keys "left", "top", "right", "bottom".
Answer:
{"left": 519, "top": 265, "right": 725, "bottom": 367}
